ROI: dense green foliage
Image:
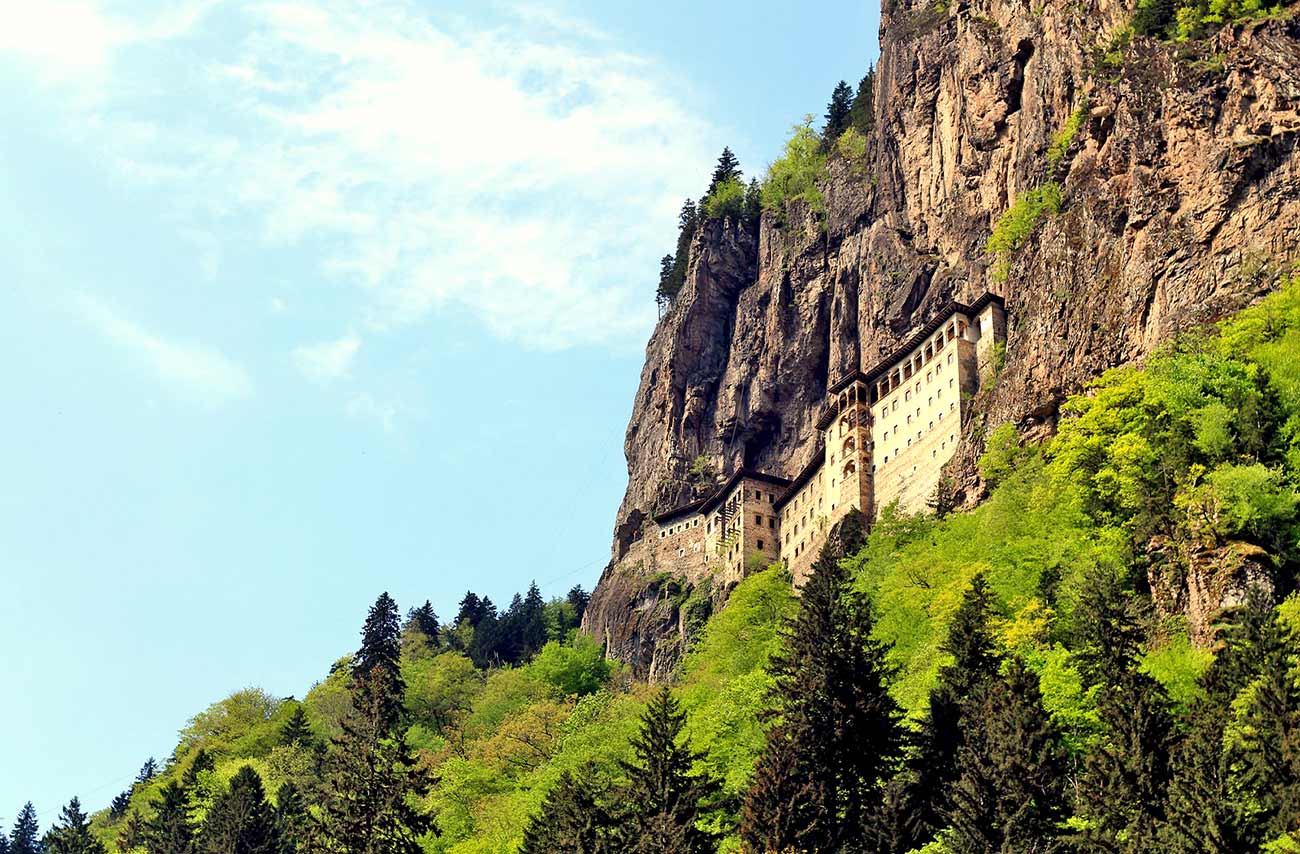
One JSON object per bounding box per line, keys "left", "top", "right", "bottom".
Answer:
{"left": 984, "top": 182, "right": 1062, "bottom": 281}
{"left": 1131, "top": 0, "right": 1290, "bottom": 40}
{"left": 760, "top": 117, "right": 828, "bottom": 219}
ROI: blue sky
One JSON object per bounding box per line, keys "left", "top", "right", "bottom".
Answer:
{"left": 0, "top": 0, "right": 878, "bottom": 821}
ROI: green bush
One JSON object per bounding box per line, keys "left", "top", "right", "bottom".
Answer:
{"left": 702, "top": 176, "right": 746, "bottom": 222}
{"left": 835, "top": 126, "right": 868, "bottom": 162}
{"left": 761, "top": 116, "right": 828, "bottom": 219}
{"left": 1047, "top": 103, "right": 1087, "bottom": 170}
{"left": 985, "top": 183, "right": 1062, "bottom": 281}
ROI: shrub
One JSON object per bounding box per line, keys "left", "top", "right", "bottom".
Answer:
{"left": 836, "top": 126, "right": 868, "bottom": 163}
{"left": 702, "top": 176, "right": 746, "bottom": 222}
{"left": 761, "top": 116, "right": 828, "bottom": 219}
{"left": 1047, "top": 103, "right": 1087, "bottom": 170}
{"left": 985, "top": 182, "right": 1062, "bottom": 281}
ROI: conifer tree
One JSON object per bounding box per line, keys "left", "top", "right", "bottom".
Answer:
{"left": 272, "top": 783, "right": 310, "bottom": 854}
{"left": 279, "top": 705, "right": 314, "bottom": 749}
{"left": 0, "top": 835, "right": 9, "bottom": 854}
{"left": 135, "top": 759, "right": 157, "bottom": 786}
{"left": 317, "top": 660, "right": 433, "bottom": 852}
{"left": 519, "top": 768, "right": 618, "bottom": 854}
{"left": 10, "top": 803, "right": 41, "bottom": 854}
{"left": 1161, "top": 699, "right": 1253, "bottom": 853}
{"left": 896, "top": 573, "right": 1002, "bottom": 849}
{"left": 565, "top": 585, "right": 590, "bottom": 623}
{"left": 199, "top": 766, "right": 278, "bottom": 854}
{"left": 354, "top": 592, "right": 405, "bottom": 730}
{"left": 108, "top": 794, "right": 131, "bottom": 822}
{"left": 115, "top": 811, "right": 144, "bottom": 854}
{"left": 45, "top": 798, "right": 105, "bottom": 854}
{"left": 404, "top": 601, "right": 440, "bottom": 648}
{"left": 847, "top": 68, "right": 876, "bottom": 132}
{"left": 947, "top": 659, "right": 1070, "bottom": 853}
{"left": 823, "top": 80, "right": 854, "bottom": 141}
{"left": 144, "top": 782, "right": 194, "bottom": 854}
{"left": 618, "top": 686, "right": 721, "bottom": 854}
{"left": 656, "top": 255, "right": 675, "bottom": 310}
{"left": 742, "top": 520, "right": 905, "bottom": 852}
{"left": 454, "top": 592, "right": 487, "bottom": 628}
{"left": 743, "top": 179, "right": 762, "bottom": 229}
{"left": 707, "top": 147, "right": 742, "bottom": 195}
{"left": 520, "top": 582, "right": 547, "bottom": 659}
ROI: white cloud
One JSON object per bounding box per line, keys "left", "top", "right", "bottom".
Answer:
{"left": 12, "top": 0, "right": 720, "bottom": 351}
{"left": 74, "top": 294, "right": 253, "bottom": 406}
{"left": 292, "top": 333, "right": 360, "bottom": 384}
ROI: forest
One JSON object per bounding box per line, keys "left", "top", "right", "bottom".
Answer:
{"left": 4, "top": 274, "right": 1298, "bottom": 853}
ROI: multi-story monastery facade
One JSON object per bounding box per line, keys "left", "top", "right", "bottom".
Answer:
{"left": 625, "top": 293, "right": 1007, "bottom": 585}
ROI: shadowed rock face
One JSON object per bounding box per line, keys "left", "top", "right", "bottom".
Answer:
{"left": 585, "top": 0, "right": 1300, "bottom": 677}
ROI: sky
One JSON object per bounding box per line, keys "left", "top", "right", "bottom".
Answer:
{"left": 0, "top": 0, "right": 879, "bottom": 821}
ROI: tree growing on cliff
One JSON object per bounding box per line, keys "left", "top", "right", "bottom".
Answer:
{"left": 823, "top": 80, "right": 854, "bottom": 142}
{"left": 707, "top": 147, "right": 742, "bottom": 195}
{"left": 848, "top": 68, "right": 876, "bottom": 133}
{"left": 742, "top": 535, "right": 906, "bottom": 851}
{"left": 617, "top": 686, "right": 722, "bottom": 854}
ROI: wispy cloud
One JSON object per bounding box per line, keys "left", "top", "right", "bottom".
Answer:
{"left": 292, "top": 333, "right": 360, "bottom": 384}
{"left": 74, "top": 294, "right": 253, "bottom": 406}
{"left": 12, "top": 0, "right": 719, "bottom": 351}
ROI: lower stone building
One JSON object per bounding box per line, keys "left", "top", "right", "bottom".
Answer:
{"left": 616, "top": 293, "right": 1007, "bottom": 585}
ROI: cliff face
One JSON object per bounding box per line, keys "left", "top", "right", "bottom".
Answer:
{"left": 585, "top": 0, "right": 1300, "bottom": 676}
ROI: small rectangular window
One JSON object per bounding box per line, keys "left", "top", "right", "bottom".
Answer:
{"left": 755, "top": 513, "right": 762, "bottom": 525}
{"left": 757, "top": 539, "right": 765, "bottom": 550}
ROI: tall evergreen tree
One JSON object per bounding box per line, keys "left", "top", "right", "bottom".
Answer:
{"left": 1073, "top": 567, "right": 1175, "bottom": 852}
{"left": 273, "top": 783, "right": 310, "bottom": 854}
{"left": 519, "top": 768, "right": 618, "bottom": 854}
{"left": 947, "top": 659, "right": 1070, "bottom": 853}
{"left": 656, "top": 254, "right": 675, "bottom": 310}
{"left": 823, "top": 80, "right": 854, "bottom": 141}
{"left": 317, "top": 659, "right": 433, "bottom": 852}
{"left": 0, "top": 834, "right": 9, "bottom": 854}
{"left": 45, "top": 798, "right": 106, "bottom": 854}
{"left": 144, "top": 782, "right": 194, "bottom": 854}
{"left": 743, "top": 178, "right": 762, "bottom": 229}
{"left": 135, "top": 759, "right": 158, "bottom": 786}
{"left": 1161, "top": 699, "right": 1254, "bottom": 853}
{"left": 742, "top": 518, "right": 905, "bottom": 852}
{"left": 279, "top": 705, "right": 314, "bottom": 749}
{"left": 454, "top": 592, "right": 487, "bottom": 628}
{"left": 847, "top": 68, "right": 876, "bottom": 132}
{"left": 618, "top": 686, "right": 721, "bottom": 854}
{"left": 199, "top": 766, "right": 278, "bottom": 854}
{"left": 404, "top": 601, "right": 440, "bottom": 648}
{"left": 519, "top": 582, "right": 547, "bottom": 659}
{"left": 895, "top": 573, "right": 1002, "bottom": 849}
{"left": 565, "top": 586, "right": 591, "bottom": 623}
{"left": 10, "top": 803, "right": 41, "bottom": 854}
{"left": 108, "top": 793, "right": 131, "bottom": 822}
{"left": 353, "top": 592, "right": 405, "bottom": 731}
{"left": 707, "top": 147, "right": 742, "bottom": 195}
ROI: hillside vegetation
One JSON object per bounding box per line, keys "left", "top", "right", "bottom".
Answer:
{"left": 8, "top": 278, "right": 1299, "bottom": 853}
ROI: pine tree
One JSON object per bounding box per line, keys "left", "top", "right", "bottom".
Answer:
{"left": 354, "top": 592, "right": 405, "bottom": 731}
{"left": 566, "top": 586, "right": 590, "bottom": 623}
{"left": 279, "top": 705, "right": 314, "bottom": 749}
{"left": 135, "top": 759, "right": 158, "bottom": 786}
{"left": 108, "top": 794, "right": 131, "bottom": 822}
{"left": 947, "top": 659, "right": 1070, "bottom": 853}
{"left": 707, "top": 147, "right": 742, "bottom": 195}
{"left": 656, "top": 255, "right": 675, "bottom": 310}
{"left": 618, "top": 686, "right": 721, "bottom": 854}
{"left": 519, "top": 767, "right": 618, "bottom": 854}
{"left": 317, "top": 662, "right": 433, "bottom": 852}
{"left": 144, "top": 782, "right": 194, "bottom": 854}
{"left": 273, "top": 783, "right": 310, "bottom": 854}
{"left": 520, "top": 582, "right": 547, "bottom": 659}
{"left": 10, "top": 803, "right": 41, "bottom": 854}
{"left": 0, "top": 835, "right": 9, "bottom": 854}
{"left": 45, "top": 798, "right": 105, "bottom": 854}
{"left": 115, "top": 811, "right": 144, "bottom": 854}
{"left": 896, "top": 573, "right": 1002, "bottom": 849}
{"left": 199, "top": 766, "right": 278, "bottom": 854}
{"left": 1073, "top": 568, "right": 1175, "bottom": 852}
{"left": 1161, "top": 699, "right": 1254, "bottom": 853}
{"left": 405, "top": 601, "right": 440, "bottom": 648}
{"left": 454, "top": 592, "right": 486, "bottom": 627}
{"left": 742, "top": 528, "right": 905, "bottom": 852}
{"left": 823, "top": 80, "right": 854, "bottom": 141}
{"left": 847, "top": 68, "right": 876, "bottom": 132}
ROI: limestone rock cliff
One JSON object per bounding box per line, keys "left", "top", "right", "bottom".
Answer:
{"left": 584, "top": 0, "right": 1300, "bottom": 677}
